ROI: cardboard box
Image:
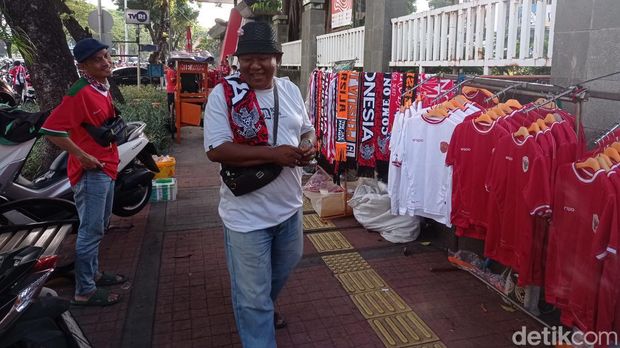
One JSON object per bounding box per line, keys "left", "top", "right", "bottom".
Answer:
{"left": 303, "top": 190, "right": 353, "bottom": 218}
{"left": 150, "top": 178, "right": 178, "bottom": 202}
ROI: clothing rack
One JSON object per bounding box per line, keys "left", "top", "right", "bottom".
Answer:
{"left": 431, "top": 76, "right": 476, "bottom": 103}
{"left": 483, "top": 82, "right": 525, "bottom": 103}
{"left": 594, "top": 122, "right": 620, "bottom": 145}
{"left": 399, "top": 73, "right": 442, "bottom": 105}
{"left": 522, "top": 86, "right": 586, "bottom": 113}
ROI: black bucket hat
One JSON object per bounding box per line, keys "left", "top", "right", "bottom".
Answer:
{"left": 234, "top": 21, "right": 282, "bottom": 57}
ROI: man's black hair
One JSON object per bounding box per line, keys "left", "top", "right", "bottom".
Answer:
{"left": 13, "top": 61, "right": 21, "bottom": 66}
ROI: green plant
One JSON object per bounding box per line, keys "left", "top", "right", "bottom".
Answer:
{"left": 116, "top": 85, "right": 172, "bottom": 154}
{"left": 250, "top": 0, "right": 282, "bottom": 14}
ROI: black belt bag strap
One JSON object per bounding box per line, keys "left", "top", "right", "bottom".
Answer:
{"left": 220, "top": 81, "right": 283, "bottom": 196}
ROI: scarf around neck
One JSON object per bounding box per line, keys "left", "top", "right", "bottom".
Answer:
{"left": 221, "top": 76, "right": 270, "bottom": 146}
{"left": 82, "top": 73, "right": 109, "bottom": 93}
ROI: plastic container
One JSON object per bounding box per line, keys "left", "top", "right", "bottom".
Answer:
{"left": 154, "top": 156, "right": 176, "bottom": 179}
{"left": 150, "top": 178, "right": 178, "bottom": 202}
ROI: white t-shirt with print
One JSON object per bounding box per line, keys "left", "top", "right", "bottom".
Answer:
{"left": 204, "top": 77, "right": 315, "bottom": 232}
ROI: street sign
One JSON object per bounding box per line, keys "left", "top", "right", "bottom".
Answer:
{"left": 88, "top": 10, "right": 114, "bottom": 33}
{"left": 125, "top": 9, "right": 150, "bottom": 24}
{"left": 148, "top": 64, "right": 164, "bottom": 78}
{"left": 139, "top": 44, "right": 159, "bottom": 52}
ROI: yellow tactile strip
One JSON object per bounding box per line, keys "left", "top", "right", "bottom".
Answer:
{"left": 368, "top": 312, "right": 442, "bottom": 348}
{"left": 302, "top": 214, "right": 336, "bottom": 232}
{"left": 322, "top": 252, "right": 371, "bottom": 274}
{"left": 351, "top": 289, "right": 411, "bottom": 319}
{"left": 335, "top": 269, "right": 388, "bottom": 294}
{"left": 306, "top": 231, "right": 354, "bottom": 253}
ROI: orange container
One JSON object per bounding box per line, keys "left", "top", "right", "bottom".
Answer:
{"left": 154, "top": 156, "right": 176, "bottom": 179}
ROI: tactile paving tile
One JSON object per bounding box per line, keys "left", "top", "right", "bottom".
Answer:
{"left": 351, "top": 289, "right": 411, "bottom": 319}
{"left": 303, "top": 214, "right": 336, "bottom": 232}
{"left": 306, "top": 231, "right": 354, "bottom": 253}
{"left": 303, "top": 198, "right": 314, "bottom": 214}
{"left": 322, "top": 252, "right": 371, "bottom": 274}
{"left": 368, "top": 312, "right": 442, "bottom": 348}
{"left": 335, "top": 269, "right": 388, "bottom": 294}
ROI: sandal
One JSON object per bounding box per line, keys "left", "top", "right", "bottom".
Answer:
{"left": 71, "top": 288, "right": 121, "bottom": 307}
{"left": 274, "top": 311, "right": 287, "bottom": 329}
{"left": 95, "top": 272, "right": 127, "bottom": 286}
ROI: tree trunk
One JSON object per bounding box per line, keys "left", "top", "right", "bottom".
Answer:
{"left": 0, "top": 1, "right": 78, "bottom": 173}
{"left": 54, "top": 0, "right": 125, "bottom": 104}
{"left": 5, "top": 40, "right": 11, "bottom": 58}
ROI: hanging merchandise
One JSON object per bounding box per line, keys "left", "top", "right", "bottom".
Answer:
{"left": 358, "top": 72, "right": 379, "bottom": 176}
{"left": 335, "top": 71, "right": 350, "bottom": 174}
{"left": 401, "top": 72, "right": 415, "bottom": 108}
{"left": 345, "top": 71, "right": 360, "bottom": 164}
{"left": 417, "top": 73, "right": 455, "bottom": 107}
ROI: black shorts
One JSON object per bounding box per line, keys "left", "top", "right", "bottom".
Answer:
{"left": 167, "top": 93, "right": 174, "bottom": 110}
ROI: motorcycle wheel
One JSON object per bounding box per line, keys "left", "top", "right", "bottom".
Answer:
{"left": 112, "top": 181, "right": 153, "bottom": 217}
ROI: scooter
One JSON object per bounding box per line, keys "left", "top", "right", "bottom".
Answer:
{"left": 0, "top": 245, "right": 92, "bottom": 347}
{"left": 0, "top": 107, "right": 159, "bottom": 217}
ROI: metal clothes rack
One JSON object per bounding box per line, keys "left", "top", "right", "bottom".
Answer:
{"left": 594, "top": 122, "right": 620, "bottom": 145}
{"left": 431, "top": 76, "right": 475, "bottom": 103}
{"left": 483, "top": 82, "right": 525, "bottom": 103}
{"left": 399, "top": 73, "right": 442, "bottom": 105}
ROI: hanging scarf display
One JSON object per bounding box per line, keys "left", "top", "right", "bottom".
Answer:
{"left": 402, "top": 72, "right": 415, "bottom": 108}
{"left": 358, "top": 72, "right": 379, "bottom": 176}
{"left": 418, "top": 73, "right": 455, "bottom": 107}
{"left": 346, "top": 71, "right": 360, "bottom": 165}
{"left": 335, "top": 71, "right": 350, "bottom": 173}
{"left": 319, "top": 70, "right": 329, "bottom": 159}
{"left": 221, "top": 76, "right": 269, "bottom": 145}
{"left": 376, "top": 72, "right": 390, "bottom": 162}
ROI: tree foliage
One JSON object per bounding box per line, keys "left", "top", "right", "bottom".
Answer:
{"left": 428, "top": 0, "right": 456, "bottom": 10}
{"left": 112, "top": 0, "right": 199, "bottom": 63}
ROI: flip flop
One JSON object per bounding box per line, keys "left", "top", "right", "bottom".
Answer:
{"left": 71, "top": 288, "right": 121, "bottom": 307}
{"left": 95, "top": 272, "right": 128, "bottom": 286}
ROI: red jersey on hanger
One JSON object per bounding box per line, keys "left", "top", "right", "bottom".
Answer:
{"left": 484, "top": 134, "right": 551, "bottom": 284}
{"left": 544, "top": 165, "right": 618, "bottom": 332}
{"left": 446, "top": 119, "right": 508, "bottom": 239}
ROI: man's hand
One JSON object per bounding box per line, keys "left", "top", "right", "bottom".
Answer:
{"left": 271, "top": 145, "right": 304, "bottom": 168}
{"left": 298, "top": 139, "right": 316, "bottom": 166}
{"left": 78, "top": 153, "right": 104, "bottom": 170}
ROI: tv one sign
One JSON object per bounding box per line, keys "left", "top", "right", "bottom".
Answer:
{"left": 125, "top": 9, "right": 150, "bottom": 25}
{"left": 331, "top": 0, "right": 352, "bottom": 29}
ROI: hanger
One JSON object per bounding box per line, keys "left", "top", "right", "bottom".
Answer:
{"left": 534, "top": 97, "right": 557, "bottom": 109}
{"left": 596, "top": 154, "right": 613, "bottom": 171}
{"left": 536, "top": 119, "right": 549, "bottom": 131}
{"left": 475, "top": 112, "right": 494, "bottom": 124}
{"left": 426, "top": 104, "right": 449, "bottom": 118}
{"left": 575, "top": 157, "right": 601, "bottom": 171}
{"left": 504, "top": 99, "right": 523, "bottom": 109}
{"left": 543, "top": 113, "right": 556, "bottom": 125}
{"left": 604, "top": 147, "right": 620, "bottom": 163}
{"left": 612, "top": 142, "right": 620, "bottom": 152}
{"left": 528, "top": 121, "right": 541, "bottom": 134}
{"left": 498, "top": 103, "right": 514, "bottom": 114}
{"left": 462, "top": 86, "right": 479, "bottom": 96}
{"left": 514, "top": 126, "right": 530, "bottom": 139}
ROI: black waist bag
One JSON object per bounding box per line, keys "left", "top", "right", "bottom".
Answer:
{"left": 82, "top": 115, "right": 126, "bottom": 147}
{"left": 219, "top": 81, "right": 282, "bottom": 197}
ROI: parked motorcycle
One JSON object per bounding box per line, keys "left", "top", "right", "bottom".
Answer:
{"left": 0, "top": 245, "right": 92, "bottom": 347}
{"left": 0, "top": 107, "right": 159, "bottom": 217}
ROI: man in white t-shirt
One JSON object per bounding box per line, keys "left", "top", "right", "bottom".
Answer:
{"left": 203, "top": 21, "right": 316, "bottom": 348}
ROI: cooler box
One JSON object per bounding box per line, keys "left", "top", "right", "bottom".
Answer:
{"left": 154, "top": 156, "right": 176, "bottom": 179}
{"left": 150, "top": 178, "right": 178, "bottom": 202}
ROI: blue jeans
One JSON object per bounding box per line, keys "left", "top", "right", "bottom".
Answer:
{"left": 224, "top": 210, "right": 303, "bottom": 348}
{"left": 72, "top": 170, "right": 114, "bottom": 296}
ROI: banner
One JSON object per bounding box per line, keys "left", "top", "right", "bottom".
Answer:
{"left": 331, "top": 0, "right": 353, "bottom": 29}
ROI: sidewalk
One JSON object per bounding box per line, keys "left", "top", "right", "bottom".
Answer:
{"left": 53, "top": 126, "right": 544, "bottom": 347}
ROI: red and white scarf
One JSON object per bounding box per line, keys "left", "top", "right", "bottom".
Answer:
{"left": 358, "top": 72, "right": 379, "bottom": 176}
{"left": 221, "top": 76, "right": 269, "bottom": 145}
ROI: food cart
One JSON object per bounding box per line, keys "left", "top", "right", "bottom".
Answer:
{"left": 169, "top": 52, "right": 212, "bottom": 143}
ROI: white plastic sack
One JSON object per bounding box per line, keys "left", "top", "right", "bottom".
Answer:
{"left": 348, "top": 180, "right": 420, "bottom": 243}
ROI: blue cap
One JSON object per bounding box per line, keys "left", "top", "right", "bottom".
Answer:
{"left": 73, "top": 38, "right": 109, "bottom": 63}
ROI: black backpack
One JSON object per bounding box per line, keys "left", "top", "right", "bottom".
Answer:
{"left": 0, "top": 106, "right": 50, "bottom": 144}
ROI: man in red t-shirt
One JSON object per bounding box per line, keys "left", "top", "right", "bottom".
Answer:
{"left": 165, "top": 60, "right": 177, "bottom": 114}
{"left": 40, "top": 38, "right": 123, "bottom": 307}
{"left": 8, "top": 61, "right": 27, "bottom": 102}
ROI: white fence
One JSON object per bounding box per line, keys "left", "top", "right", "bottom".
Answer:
{"left": 281, "top": 40, "right": 302, "bottom": 67}
{"left": 390, "top": 0, "right": 556, "bottom": 72}
{"left": 316, "top": 26, "right": 365, "bottom": 67}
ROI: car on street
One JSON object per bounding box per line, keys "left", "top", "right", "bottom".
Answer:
{"left": 111, "top": 66, "right": 160, "bottom": 85}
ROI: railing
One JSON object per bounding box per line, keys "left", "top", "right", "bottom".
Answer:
{"left": 316, "top": 26, "right": 365, "bottom": 67}
{"left": 390, "top": 0, "right": 556, "bottom": 72}
{"left": 281, "top": 40, "right": 302, "bottom": 67}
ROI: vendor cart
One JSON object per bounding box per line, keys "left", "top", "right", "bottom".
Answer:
{"left": 171, "top": 60, "right": 210, "bottom": 143}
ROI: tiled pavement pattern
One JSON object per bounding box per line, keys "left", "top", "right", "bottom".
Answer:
{"left": 48, "top": 127, "right": 544, "bottom": 347}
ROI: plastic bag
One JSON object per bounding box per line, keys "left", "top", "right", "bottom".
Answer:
{"left": 347, "top": 179, "right": 420, "bottom": 243}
